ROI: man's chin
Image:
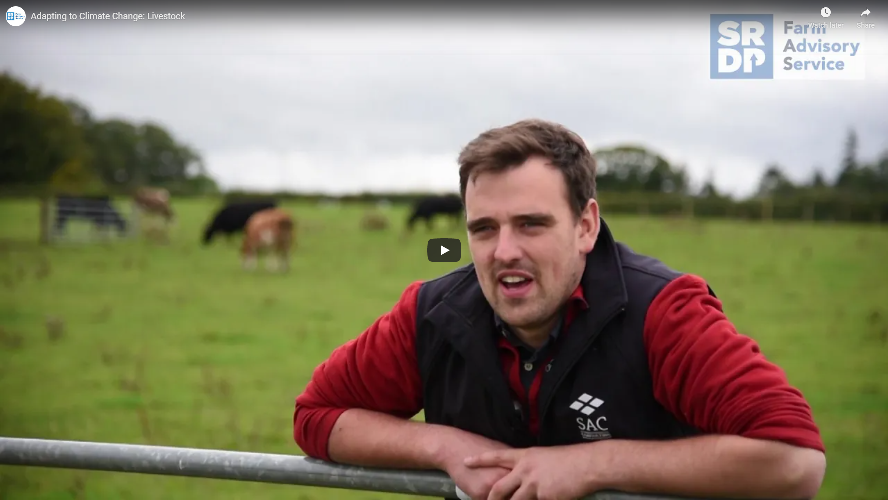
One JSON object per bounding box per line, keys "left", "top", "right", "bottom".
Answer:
{"left": 493, "top": 304, "right": 537, "bottom": 326}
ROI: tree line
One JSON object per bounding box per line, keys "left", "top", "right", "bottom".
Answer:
{"left": 228, "top": 137, "right": 887, "bottom": 224}
{"left": 0, "top": 71, "right": 218, "bottom": 196}
{"left": 583, "top": 133, "right": 888, "bottom": 223}
{"left": 2, "top": 71, "right": 885, "bottom": 223}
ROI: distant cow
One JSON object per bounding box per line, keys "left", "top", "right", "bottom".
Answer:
{"left": 361, "top": 211, "right": 389, "bottom": 231}
{"left": 241, "top": 208, "right": 296, "bottom": 272}
{"left": 406, "top": 194, "right": 464, "bottom": 232}
{"left": 54, "top": 195, "right": 128, "bottom": 236}
{"left": 202, "top": 200, "right": 277, "bottom": 245}
{"left": 133, "top": 187, "right": 174, "bottom": 224}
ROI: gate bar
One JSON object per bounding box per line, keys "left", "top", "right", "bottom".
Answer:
{"left": 0, "top": 436, "right": 731, "bottom": 499}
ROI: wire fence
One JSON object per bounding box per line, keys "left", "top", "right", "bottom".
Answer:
{"left": 39, "top": 195, "right": 140, "bottom": 245}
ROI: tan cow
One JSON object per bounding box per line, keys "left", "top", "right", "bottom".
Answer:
{"left": 360, "top": 211, "right": 389, "bottom": 231}
{"left": 132, "top": 187, "right": 174, "bottom": 243}
{"left": 133, "top": 187, "right": 174, "bottom": 224}
{"left": 241, "top": 208, "right": 296, "bottom": 272}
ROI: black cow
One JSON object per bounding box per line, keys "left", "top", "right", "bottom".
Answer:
{"left": 202, "top": 200, "right": 277, "bottom": 245}
{"left": 405, "top": 194, "right": 464, "bottom": 232}
{"left": 54, "top": 195, "right": 128, "bottom": 236}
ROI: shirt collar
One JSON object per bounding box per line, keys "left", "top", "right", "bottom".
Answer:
{"left": 493, "top": 282, "right": 588, "bottom": 344}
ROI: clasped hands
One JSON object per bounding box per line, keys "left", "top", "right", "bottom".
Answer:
{"left": 455, "top": 443, "right": 608, "bottom": 500}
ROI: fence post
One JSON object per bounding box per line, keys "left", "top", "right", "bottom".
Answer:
{"left": 682, "top": 197, "right": 694, "bottom": 219}
{"left": 803, "top": 203, "right": 814, "bottom": 223}
{"left": 762, "top": 197, "right": 774, "bottom": 222}
{"left": 38, "top": 196, "right": 50, "bottom": 245}
{"left": 130, "top": 199, "right": 140, "bottom": 240}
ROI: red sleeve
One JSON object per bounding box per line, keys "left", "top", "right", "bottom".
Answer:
{"left": 644, "top": 274, "right": 825, "bottom": 453}
{"left": 293, "top": 281, "right": 424, "bottom": 461}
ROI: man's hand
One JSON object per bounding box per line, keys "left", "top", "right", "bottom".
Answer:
{"left": 465, "top": 436, "right": 826, "bottom": 500}
{"left": 451, "top": 464, "right": 512, "bottom": 500}
{"left": 435, "top": 430, "right": 517, "bottom": 500}
{"left": 464, "top": 445, "right": 601, "bottom": 500}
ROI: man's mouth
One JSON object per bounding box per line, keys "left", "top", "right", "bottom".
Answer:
{"left": 497, "top": 272, "right": 534, "bottom": 297}
{"left": 500, "top": 275, "right": 529, "bottom": 287}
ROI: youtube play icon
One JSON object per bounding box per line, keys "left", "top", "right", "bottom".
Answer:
{"left": 427, "top": 238, "right": 461, "bottom": 263}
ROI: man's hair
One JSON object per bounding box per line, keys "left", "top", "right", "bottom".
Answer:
{"left": 457, "top": 118, "right": 598, "bottom": 220}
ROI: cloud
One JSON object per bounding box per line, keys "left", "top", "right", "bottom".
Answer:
{"left": 2, "top": 8, "right": 886, "bottom": 197}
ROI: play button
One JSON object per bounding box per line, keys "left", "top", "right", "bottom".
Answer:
{"left": 427, "top": 238, "right": 461, "bottom": 263}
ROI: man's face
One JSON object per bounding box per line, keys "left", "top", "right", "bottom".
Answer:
{"left": 465, "top": 156, "right": 599, "bottom": 333}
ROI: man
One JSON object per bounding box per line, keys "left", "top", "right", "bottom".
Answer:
{"left": 293, "top": 119, "right": 826, "bottom": 500}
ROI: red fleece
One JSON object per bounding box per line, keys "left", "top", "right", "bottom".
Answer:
{"left": 293, "top": 274, "right": 824, "bottom": 461}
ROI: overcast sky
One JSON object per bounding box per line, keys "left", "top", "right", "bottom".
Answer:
{"left": 2, "top": 5, "right": 887, "bottom": 198}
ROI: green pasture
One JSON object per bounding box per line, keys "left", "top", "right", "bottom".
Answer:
{"left": 0, "top": 197, "right": 886, "bottom": 500}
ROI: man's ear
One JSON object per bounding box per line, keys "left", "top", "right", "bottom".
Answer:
{"left": 578, "top": 199, "right": 600, "bottom": 254}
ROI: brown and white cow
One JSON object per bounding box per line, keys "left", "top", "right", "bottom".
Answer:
{"left": 240, "top": 208, "right": 296, "bottom": 272}
{"left": 133, "top": 187, "right": 174, "bottom": 224}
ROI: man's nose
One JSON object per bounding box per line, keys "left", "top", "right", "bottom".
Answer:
{"left": 493, "top": 227, "right": 522, "bottom": 262}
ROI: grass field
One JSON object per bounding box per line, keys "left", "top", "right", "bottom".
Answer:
{"left": 0, "top": 197, "right": 886, "bottom": 500}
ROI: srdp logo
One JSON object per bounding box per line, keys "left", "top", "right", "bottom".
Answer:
{"left": 710, "top": 14, "right": 773, "bottom": 79}
{"left": 427, "top": 238, "right": 461, "bottom": 263}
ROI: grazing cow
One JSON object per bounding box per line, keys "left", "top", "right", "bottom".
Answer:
{"left": 241, "top": 208, "right": 296, "bottom": 272}
{"left": 360, "top": 211, "right": 389, "bottom": 231}
{"left": 405, "top": 194, "right": 464, "bottom": 232}
{"left": 202, "top": 200, "right": 277, "bottom": 245}
{"left": 133, "top": 187, "right": 174, "bottom": 224}
{"left": 54, "top": 195, "right": 128, "bottom": 236}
